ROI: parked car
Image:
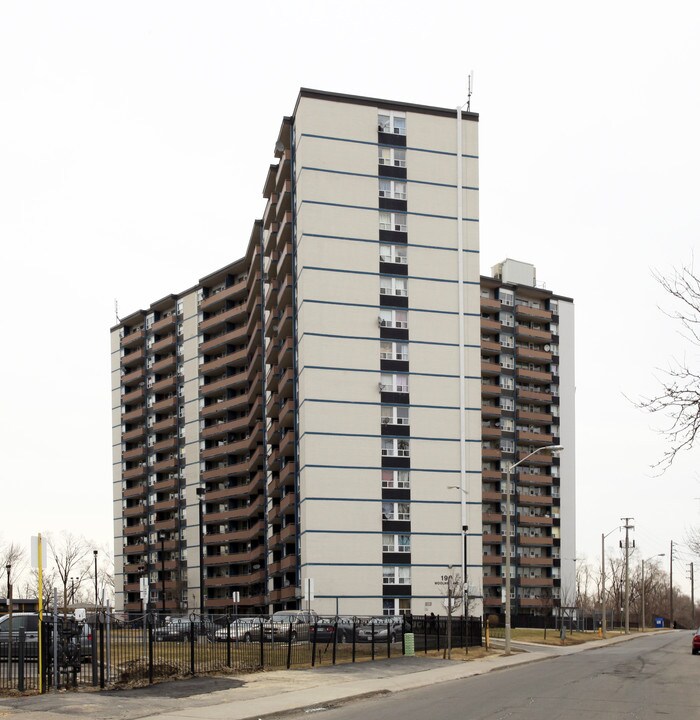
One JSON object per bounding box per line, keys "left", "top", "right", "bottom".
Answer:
{"left": 212, "top": 617, "right": 265, "bottom": 643}
{"left": 309, "top": 617, "right": 338, "bottom": 644}
{"left": 692, "top": 629, "right": 700, "bottom": 655}
{"left": 154, "top": 617, "right": 205, "bottom": 642}
{"left": 262, "top": 610, "right": 318, "bottom": 642}
{"left": 355, "top": 616, "right": 403, "bottom": 643}
{"left": 0, "top": 613, "right": 92, "bottom": 660}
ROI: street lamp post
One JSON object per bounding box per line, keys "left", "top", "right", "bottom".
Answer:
{"left": 196, "top": 487, "right": 205, "bottom": 616}
{"left": 600, "top": 526, "right": 620, "bottom": 638}
{"left": 6, "top": 563, "right": 12, "bottom": 648}
{"left": 447, "top": 486, "right": 469, "bottom": 615}
{"left": 641, "top": 554, "right": 665, "bottom": 632}
{"left": 504, "top": 445, "right": 563, "bottom": 656}
{"left": 93, "top": 550, "right": 98, "bottom": 609}
{"left": 159, "top": 531, "right": 166, "bottom": 615}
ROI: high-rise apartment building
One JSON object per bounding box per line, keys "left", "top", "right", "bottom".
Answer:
{"left": 111, "top": 89, "right": 574, "bottom": 619}
{"left": 479, "top": 259, "right": 575, "bottom": 618}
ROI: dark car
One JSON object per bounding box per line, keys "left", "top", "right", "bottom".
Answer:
{"left": 692, "top": 629, "right": 700, "bottom": 655}
{"left": 355, "top": 616, "right": 403, "bottom": 643}
{"left": 309, "top": 617, "right": 338, "bottom": 644}
{"left": 262, "top": 610, "right": 319, "bottom": 642}
{"left": 0, "top": 613, "right": 92, "bottom": 660}
{"left": 154, "top": 617, "right": 204, "bottom": 642}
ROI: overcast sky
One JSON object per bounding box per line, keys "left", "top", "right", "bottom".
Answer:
{"left": 1, "top": 1, "right": 699, "bottom": 594}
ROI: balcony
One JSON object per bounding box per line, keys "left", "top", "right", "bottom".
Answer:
{"left": 268, "top": 554, "right": 297, "bottom": 576}
{"left": 480, "top": 297, "right": 501, "bottom": 312}
{"left": 269, "top": 586, "right": 298, "bottom": 603}
{"left": 201, "top": 437, "right": 248, "bottom": 461}
{"left": 482, "top": 512, "right": 502, "bottom": 524}
{"left": 151, "top": 376, "right": 176, "bottom": 393}
{"left": 200, "top": 350, "right": 247, "bottom": 376}
{"left": 518, "top": 598, "right": 553, "bottom": 608}
{"left": 121, "top": 387, "right": 143, "bottom": 405}
{"left": 123, "top": 523, "right": 147, "bottom": 537}
{"left": 483, "top": 532, "right": 502, "bottom": 544}
{"left": 123, "top": 484, "right": 146, "bottom": 499}
{"left": 482, "top": 426, "right": 502, "bottom": 439}
{"left": 518, "top": 431, "right": 554, "bottom": 445}
{"left": 205, "top": 473, "right": 263, "bottom": 502}
{"left": 123, "top": 465, "right": 146, "bottom": 480}
{"left": 519, "top": 536, "right": 553, "bottom": 546}
{"left": 199, "top": 326, "right": 247, "bottom": 355}
{"left": 123, "top": 504, "right": 146, "bottom": 518}
{"left": 153, "top": 457, "right": 178, "bottom": 473}
{"left": 200, "top": 396, "right": 247, "bottom": 418}
{"left": 482, "top": 448, "right": 501, "bottom": 461}
{"left": 152, "top": 396, "right": 177, "bottom": 413}
{"left": 515, "top": 304, "right": 552, "bottom": 322}
{"left": 123, "top": 542, "right": 147, "bottom": 555}
{"left": 202, "top": 459, "right": 250, "bottom": 481}
{"left": 518, "top": 556, "right": 553, "bottom": 566}
{"left": 481, "top": 404, "right": 502, "bottom": 418}
{"left": 203, "top": 519, "right": 265, "bottom": 545}
{"left": 122, "top": 446, "right": 146, "bottom": 462}
{"left": 482, "top": 469, "right": 501, "bottom": 480}
{"left": 151, "top": 314, "right": 176, "bottom": 333}
{"left": 481, "top": 361, "right": 500, "bottom": 376}
{"left": 151, "top": 498, "right": 179, "bottom": 513}
{"left": 122, "top": 406, "right": 146, "bottom": 423}
{"left": 516, "top": 347, "right": 552, "bottom": 363}
{"left": 150, "top": 335, "right": 176, "bottom": 354}
{"left": 199, "top": 372, "right": 247, "bottom": 398}
{"left": 151, "top": 355, "right": 176, "bottom": 374}
{"left": 480, "top": 318, "right": 500, "bottom": 333}
{"left": 121, "top": 328, "right": 144, "bottom": 349}
{"left": 202, "top": 416, "right": 248, "bottom": 440}
{"left": 152, "top": 477, "right": 178, "bottom": 493}
{"left": 121, "top": 367, "right": 145, "bottom": 386}
{"left": 517, "top": 493, "right": 553, "bottom": 506}
{"left": 204, "top": 547, "right": 264, "bottom": 567}
{"left": 482, "top": 554, "right": 503, "bottom": 565}
{"left": 519, "top": 577, "right": 553, "bottom": 588}
{"left": 516, "top": 325, "right": 552, "bottom": 342}
{"left": 516, "top": 410, "right": 552, "bottom": 425}
{"left": 153, "top": 518, "right": 178, "bottom": 532}
{"left": 516, "top": 367, "right": 552, "bottom": 384}
{"left": 516, "top": 473, "right": 553, "bottom": 487}
{"left": 517, "top": 515, "right": 553, "bottom": 527}
{"left": 200, "top": 280, "right": 247, "bottom": 312}
{"left": 483, "top": 576, "right": 502, "bottom": 587}
{"left": 481, "top": 383, "right": 501, "bottom": 397}
{"left": 153, "top": 416, "right": 177, "bottom": 433}
{"left": 481, "top": 340, "right": 501, "bottom": 356}
{"left": 482, "top": 490, "right": 501, "bottom": 502}
{"left": 121, "top": 348, "right": 144, "bottom": 368}
{"left": 517, "top": 389, "right": 552, "bottom": 404}
{"left": 153, "top": 437, "right": 177, "bottom": 454}
{"left": 199, "top": 305, "right": 246, "bottom": 333}
{"left": 279, "top": 398, "right": 295, "bottom": 428}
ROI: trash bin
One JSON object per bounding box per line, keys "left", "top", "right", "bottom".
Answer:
{"left": 404, "top": 633, "right": 415, "bottom": 656}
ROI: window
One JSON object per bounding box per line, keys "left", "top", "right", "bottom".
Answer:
{"left": 499, "top": 354, "right": 514, "bottom": 369}
{"left": 499, "top": 376, "right": 514, "bottom": 390}
{"left": 383, "top": 566, "right": 411, "bottom": 585}
{"left": 379, "top": 309, "right": 408, "bottom": 329}
{"left": 379, "top": 178, "right": 407, "bottom": 200}
{"left": 382, "top": 469, "right": 410, "bottom": 489}
{"left": 382, "top": 534, "right": 411, "bottom": 553}
{"left": 499, "top": 311, "right": 514, "bottom": 327}
{"left": 500, "top": 417, "right": 514, "bottom": 432}
{"left": 380, "top": 276, "right": 408, "bottom": 297}
{"left": 380, "top": 341, "right": 408, "bottom": 361}
{"left": 381, "top": 405, "right": 409, "bottom": 425}
{"left": 499, "top": 397, "right": 514, "bottom": 411}
{"left": 549, "top": 300, "right": 559, "bottom": 314}
{"left": 499, "top": 289, "right": 514, "bottom": 306}
{"left": 500, "top": 439, "right": 515, "bottom": 453}
{"left": 381, "top": 438, "right": 410, "bottom": 457}
{"left": 378, "top": 147, "right": 406, "bottom": 167}
{"left": 378, "top": 110, "right": 406, "bottom": 135}
{"left": 499, "top": 334, "right": 514, "bottom": 348}
{"left": 382, "top": 502, "right": 410, "bottom": 521}
{"left": 380, "top": 373, "right": 409, "bottom": 393}
{"left": 379, "top": 244, "right": 408, "bottom": 264}
{"left": 379, "top": 211, "right": 407, "bottom": 232}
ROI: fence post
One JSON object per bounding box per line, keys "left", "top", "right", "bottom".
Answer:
{"left": 332, "top": 619, "right": 337, "bottom": 665}
{"left": 423, "top": 615, "right": 427, "bottom": 654}
{"left": 148, "top": 620, "right": 154, "bottom": 685}
{"left": 106, "top": 603, "right": 111, "bottom": 686}
{"left": 436, "top": 616, "right": 441, "bottom": 652}
{"left": 189, "top": 624, "right": 195, "bottom": 676}
{"left": 311, "top": 620, "right": 318, "bottom": 667}
{"left": 99, "top": 616, "right": 105, "bottom": 689}
{"left": 17, "top": 628, "right": 25, "bottom": 692}
{"left": 53, "top": 590, "right": 60, "bottom": 690}
{"left": 285, "top": 623, "right": 292, "bottom": 670}
{"left": 387, "top": 620, "right": 391, "bottom": 659}
{"left": 371, "top": 622, "right": 375, "bottom": 661}
{"left": 352, "top": 619, "right": 356, "bottom": 663}
{"left": 401, "top": 615, "right": 406, "bottom": 655}
{"left": 226, "top": 620, "right": 231, "bottom": 668}
{"left": 259, "top": 620, "right": 264, "bottom": 668}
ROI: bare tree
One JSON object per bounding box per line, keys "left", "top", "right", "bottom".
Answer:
{"left": 0, "top": 540, "right": 27, "bottom": 594}
{"left": 436, "top": 570, "right": 465, "bottom": 660}
{"left": 47, "top": 532, "right": 92, "bottom": 613}
{"left": 636, "top": 260, "right": 700, "bottom": 470}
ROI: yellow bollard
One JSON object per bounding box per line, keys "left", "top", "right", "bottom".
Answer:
{"left": 485, "top": 618, "right": 490, "bottom": 650}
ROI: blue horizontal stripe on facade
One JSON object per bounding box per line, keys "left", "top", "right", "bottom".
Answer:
{"left": 299, "top": 331, "right": 464, "bottom": 349}
{"left": 299, "top": 264, "right": 477, "bottom": 286}
{"left": 300, "top": 398, "right": 459, "bottom": 410}
{"left": 299, "top": 430, "right": 479, "bottom": 443}
{"left": 298, "top": 165, "right": 479, "bottom": 191}
{"left": 298, "top": 364, "right": 482, "bottom": 382}
{"left": 298, "top": 132, "right": 479, "bottom": 159}
{"left": 300, "top": 529, "right": 481, "bottom": 537}
{"left": 300, "top": 232, "right": 479, "bottom": 255}
{"left": 299, "top": 199, "right": 478, "bottom": 223}
{"left": 300, "top": 298, "right": 479, "bottom": 317}
{"left": 299, "top": 463, "right": 480, "bottom": 475}
{"left": 299, "top": 497, "right": 478, "bottom": 506}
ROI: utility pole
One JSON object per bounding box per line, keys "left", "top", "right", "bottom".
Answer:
{"left": 690, "top": 562, "right": 695, "bottom": 630}
{"left": 670, "top": 540, "right": 674, "bottom": 629}
{"left": 620, "top": 517, "right": 634, "bottom": 635}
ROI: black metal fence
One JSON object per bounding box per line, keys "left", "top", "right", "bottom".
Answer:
{"left": 3, "top": 612, "right": 462, "bottom": 693}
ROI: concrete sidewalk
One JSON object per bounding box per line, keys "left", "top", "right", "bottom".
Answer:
{"left": 0, "top": 631, "right": 664, "bottom": 720}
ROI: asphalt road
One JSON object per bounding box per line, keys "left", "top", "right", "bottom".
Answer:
{"left": 293, "top": 631, "right": 699, "bottom": 720}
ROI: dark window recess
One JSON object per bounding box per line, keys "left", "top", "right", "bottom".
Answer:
{"left": 382, "top": 488, "right": 411, "bottom": 501}
{"left": 379, "top": 198, "right": 408, "bottom": 212}
{"left": 381, "top": 391, "right": 410, "bottom": 406}
{"left": 383, "top": 585, "right": 411, "bottom": 597}
{"left": 380, "top": 262, "right": 408, "bottom": 276}
{"left": 381, "top": 424, "right": 410, "bottom": 437}
{"left": 381, "top": 456, "right": 410, "bottom": 470}
{"left": 378, "top": 165, "right": 407, "bottom": 180}
{"left": 383, "top": 552, "right": 411, "bottom": 565}
{"left": 380, "top": 328, "right": 409, "bottom": 342}
{"left": 379, "top": 229, "right": 408, "bottom": 244}
{"left": 382, "top": 520, "right": 411, "bottom": 533}
{"left": 380, "top": 295, "right": 409, "bottom": 309}
{"left": 380, "top": 359, "right": 409, "bottom": 373}
{"left": 378, "top": 132, "right": 407, "bottom": 148}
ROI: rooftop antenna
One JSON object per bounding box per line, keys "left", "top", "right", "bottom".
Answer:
{"left": 466, "top": 71, "right": 474, "bottom": 112}
{"left": 115, "top": 299, "right": 121, "bottom": 323}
